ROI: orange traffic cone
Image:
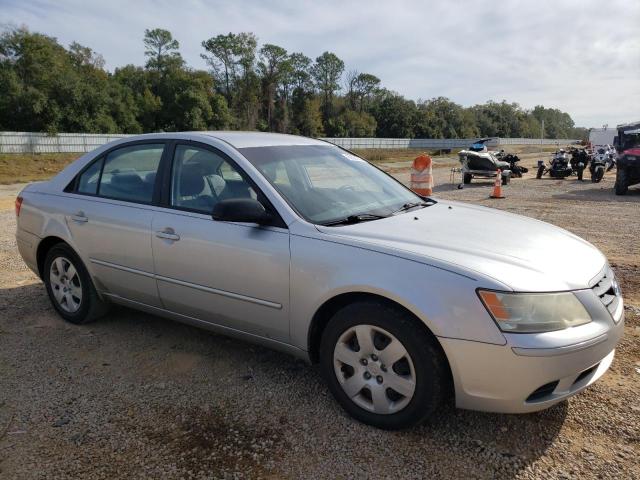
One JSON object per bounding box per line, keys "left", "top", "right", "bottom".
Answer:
{"left": 490, "top": 169, "right": 505, "bottom": 199}
{"left": 410, "top": 154, "right": 433, "bottom": 196}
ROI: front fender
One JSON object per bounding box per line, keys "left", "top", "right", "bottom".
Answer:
{"left": 289, "top": 234, "right": 507, "bottom": 351}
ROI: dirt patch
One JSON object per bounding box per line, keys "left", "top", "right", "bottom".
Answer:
{"left": 0, "top": 153, "right": 78, "bottom": 184}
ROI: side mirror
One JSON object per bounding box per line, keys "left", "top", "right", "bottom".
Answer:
{"left": 212, "top": 198, "right": 271, "bottom": 224}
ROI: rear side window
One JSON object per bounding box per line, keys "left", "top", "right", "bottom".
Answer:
{"left": 76, "top": 144, "right": 164, "bottom": 203}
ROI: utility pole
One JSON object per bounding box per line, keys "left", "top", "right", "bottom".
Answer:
{"left": 540, "top": 119, "right": 544, "bottom": 144}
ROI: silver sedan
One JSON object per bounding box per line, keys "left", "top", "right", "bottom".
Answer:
{"left": 15, "top": 132, "right": 624, "bottom": 429}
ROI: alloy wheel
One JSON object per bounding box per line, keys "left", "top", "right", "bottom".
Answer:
{"left": 49, "top": 256, "right": 82, "bottom": 313}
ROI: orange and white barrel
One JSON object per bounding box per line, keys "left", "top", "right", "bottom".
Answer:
{"left": 410, "top": 154, "right": 433, "bottom": 196}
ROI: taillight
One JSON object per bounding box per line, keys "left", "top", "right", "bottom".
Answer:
{"left": 15, "top": 196, "right": 23, "bottom": 217}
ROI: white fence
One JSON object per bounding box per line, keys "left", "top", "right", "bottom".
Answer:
{"left": 0, "top": 131, "right": 577, "bottom": 154}
{"left": 323, "top": 137, "right": 489, "bottom": 149}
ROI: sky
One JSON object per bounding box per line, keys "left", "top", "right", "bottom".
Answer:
{"left": 1, "top": 0, "right": 639, "bottom": 128}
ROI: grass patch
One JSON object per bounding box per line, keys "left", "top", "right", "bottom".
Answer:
{"left": 0, "top": 153, "right": 80, "bottom": 184}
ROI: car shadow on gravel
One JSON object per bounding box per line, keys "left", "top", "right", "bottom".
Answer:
{"left": 433, "top": 181, "right": 497, "bottom": 193}
{"left": 552, "top": 185, "right": 640, "bottom": 201}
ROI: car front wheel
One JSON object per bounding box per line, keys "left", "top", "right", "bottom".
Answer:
{"left": 320, "top": 300, "right": 448, "bottom": 430}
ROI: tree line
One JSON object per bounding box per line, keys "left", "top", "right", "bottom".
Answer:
{"left": 0, "top": 26, "right": 587, "bottom": 139}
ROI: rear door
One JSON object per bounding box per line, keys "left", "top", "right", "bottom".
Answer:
{"left": 66, "top": 142, "right": 166, "bottom": 306}
{"left": 150, "top": 142, "right": 291, "bottom": 342}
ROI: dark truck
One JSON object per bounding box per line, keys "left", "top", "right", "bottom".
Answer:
{"left": 613, "top": 121, "right": 640, "bottom": 195}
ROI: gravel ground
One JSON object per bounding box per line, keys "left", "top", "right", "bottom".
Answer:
{"left": 0, "top": 160, "right": 639, "bottom": 479}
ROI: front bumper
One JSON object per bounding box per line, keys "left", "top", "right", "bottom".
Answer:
{"left": 440, "top": 296, "right": 624, "bottom": 414}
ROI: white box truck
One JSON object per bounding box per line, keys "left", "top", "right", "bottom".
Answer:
{"left": 589, "top": 127, "right": 616, "bottom": 146}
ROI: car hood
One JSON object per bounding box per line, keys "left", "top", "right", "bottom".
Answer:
{"left": 316, "top": 201, "right": 606, "bottom": 292}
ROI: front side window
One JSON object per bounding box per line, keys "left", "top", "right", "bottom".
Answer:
{"left": 171, "top": 145, "right": 257, "bottom": 214}
{"left": 83, "top": 144, "right": 164, "bottom": 203}
{"left": 239, "top": 145, "right": 423, "bottom": 224}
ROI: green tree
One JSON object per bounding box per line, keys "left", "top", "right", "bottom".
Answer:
{"left": 532, "top": 105, "right": 575, "bottom": 138}
{"left": 258, "top": 43, "right": 288, "bottom": 131}
{"left": 68, "top": 41, "right": 105, "bottom": 69}
{"left": 311, "top": 51, "right": 344, "bottom": 127}
{"left": 201, "top": 33, "right": 238, "bottom": 103}
{"left": 331, "top": 109, "right": 377, "bottom": 137}
{"left": 415, "top": 97, "right": 478, "bottom": 138}
{"left": 143, "top": 28, "right": 180, "bottom": 71}
{"left": 0, "top": 25, "right": 585, "bottom": 139}
{"left": 348, "top": 72, "right": 380, "bottom": 112}
{"left": 370, "top": 91, "right": 417, "bottom": 138}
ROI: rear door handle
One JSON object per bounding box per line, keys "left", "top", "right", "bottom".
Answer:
{"left": 71, "top": 212, "right": 88, "bottom": 223}
{"left": 155, "top": 229, "right": 180, "bottom": 241}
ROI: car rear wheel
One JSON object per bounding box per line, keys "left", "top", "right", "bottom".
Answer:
{"left": 463, "top": 173, "right": 472, "bottom": 184}
{"left": 320, "top": 300, "right": 448, "bottom": 430}
{"left": 44, "top": 244, "right": 109, "bottom": 324}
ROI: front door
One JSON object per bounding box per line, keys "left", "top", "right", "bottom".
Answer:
{"left": 151, "top": 143, "right": 290, "bottom": 342}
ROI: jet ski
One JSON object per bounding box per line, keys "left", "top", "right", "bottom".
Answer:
{"left": 458, "top": 138, "right": 511, "bottom": 184}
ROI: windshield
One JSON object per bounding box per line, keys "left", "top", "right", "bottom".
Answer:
{"left": 239, "top": 144, "right": 425, "bottom": 225}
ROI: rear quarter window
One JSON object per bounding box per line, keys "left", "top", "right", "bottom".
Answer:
{"left": 77, "top": 157, "right": 102, "bottom": 195}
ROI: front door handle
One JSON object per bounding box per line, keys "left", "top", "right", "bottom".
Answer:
{"left": 155, "top": 229, "right": 180, "bottom": 241}
{"left": 71, "top": 212, "right": 88, "bottom": 223}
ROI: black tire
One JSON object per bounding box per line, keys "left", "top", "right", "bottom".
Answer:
{"left": 43, "top": 243, "right": 109, "bottom": 324}
{"left": 501, "top": 174, "right": 509, "bottom": 185}
{"left": 463, "top": 173, "right": 472, "bottom": 184}
{"left": 536, "top": 166, "right": 544, "bottom": 179}
{"left": 593, "top": 166, "right": 604, "bottom": 183}
{"left": 319, "top": 300, "right": 449, "bottom": 430}
{"left": 615, "top": 169, "right": 629, "bottom": 196}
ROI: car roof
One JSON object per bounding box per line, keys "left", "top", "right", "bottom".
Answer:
{"left": 109, "top": 131, "right": 328, "bottom": 149}
{"left": 193, "top": 131, "right": 327, "bottom": 148}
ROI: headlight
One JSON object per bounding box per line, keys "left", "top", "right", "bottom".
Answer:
{"left": 477, "top": 290, "right": 592, "bottom": 333}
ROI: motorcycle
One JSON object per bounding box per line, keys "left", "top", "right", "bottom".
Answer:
{"left": 569, "top": 147, "right": 589, "bottom": 181}
{"left": 589, "top": 149, "right": 607, "bottom": 183}
{"left": 495, "top": 151, "right": 528, "bottom": 178}
{"left": 592, "top": 145, "right": 616, "bottom": 174}
{"left": 536, "top": 149, "right": 573, "bottom": 179}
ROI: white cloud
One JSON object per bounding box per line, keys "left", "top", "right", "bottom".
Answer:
{"left": 2, "top": 0, "right": 638, "bottom": 127}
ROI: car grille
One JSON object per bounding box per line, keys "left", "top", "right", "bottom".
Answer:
{"left": 592, "top": 267, "right": 621, "bottom": 318}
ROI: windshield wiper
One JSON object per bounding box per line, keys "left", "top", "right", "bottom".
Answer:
{"left": 320, "top": 213, "right": 388, "bottom": 226}
{"left": 392, "top": 201, "right": 433, "bottom": 215}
